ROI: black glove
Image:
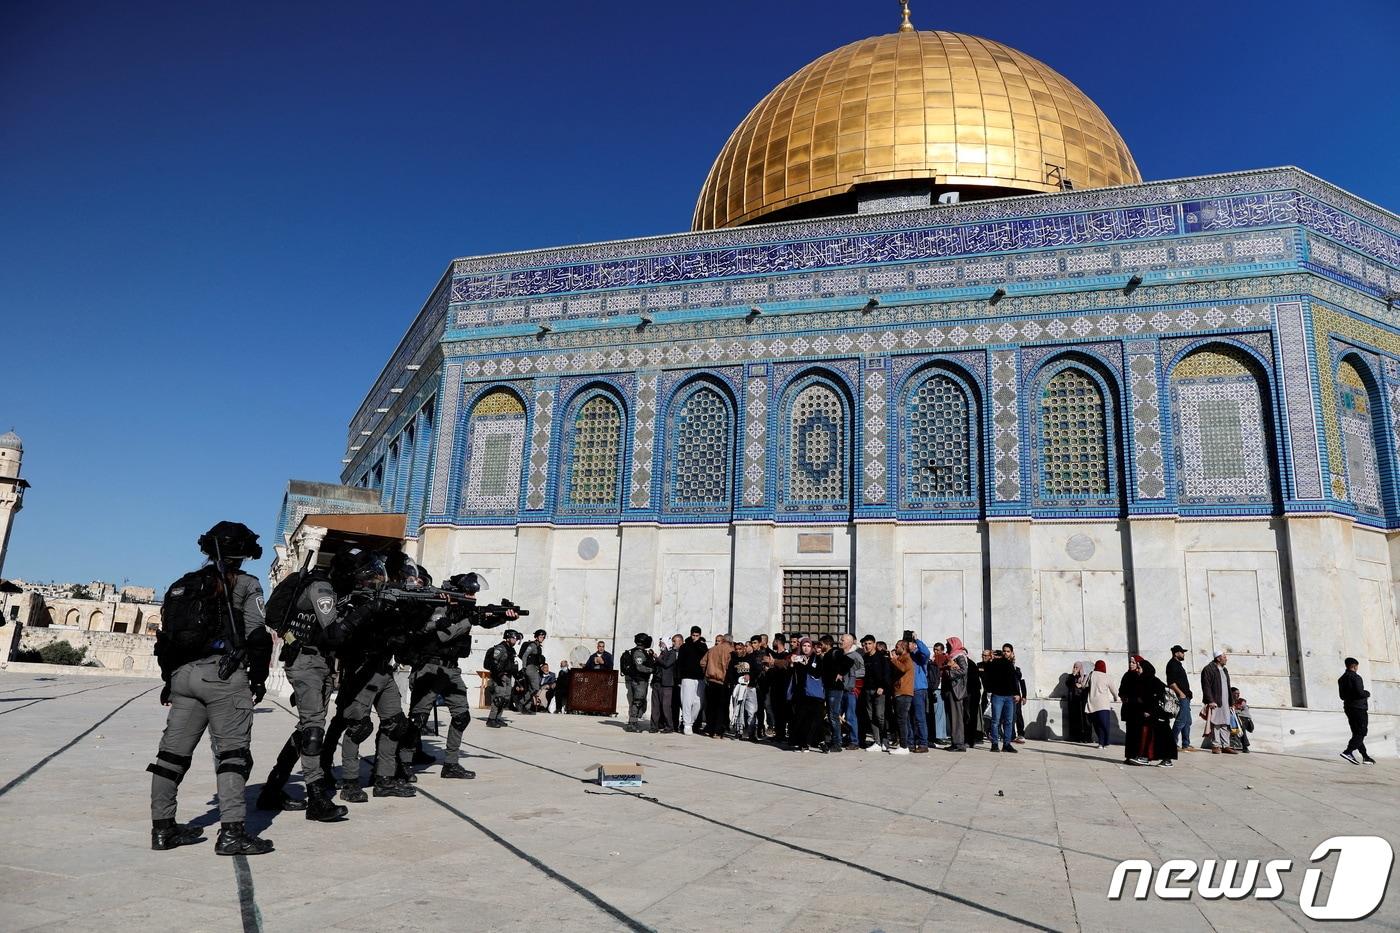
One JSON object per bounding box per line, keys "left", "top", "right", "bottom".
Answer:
{"left": 159, "top": 681, "right": 171, "bottom": 706}
{"left": 250, "top": 682, "right": 266, "bottom": 704}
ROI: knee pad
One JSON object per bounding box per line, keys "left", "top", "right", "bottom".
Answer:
{"left": 450, "top": 710, "right": 471, "bottom": 730}
{"left": 300, "top": 725, "right": 324, "bottom": 756}
{"left": 215, "top": 747, "right": 253, "bottom": 780}
{"left": 345, "top": 717, "right": 373, "bottom": 744}
{"left": 381, "top": 713, "right": 410, "bottom": 740}
{"left": 146, "top": 749, "right": 193, "bottom": 785}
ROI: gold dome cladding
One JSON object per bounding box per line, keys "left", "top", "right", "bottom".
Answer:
{"left": 693, "top": 29, "right": 1141, "bottom": 230}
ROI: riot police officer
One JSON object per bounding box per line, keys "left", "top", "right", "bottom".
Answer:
{"left": 485, "top": 630, "right": 522, "bottom": 727}
{"left": 254, "top": 562, "right": 349, "bottom": 822}
{"left": 517, "top": 629, "right": 547, "bottom": 713}
{"left": 148, "top": 521, "right": 275, "bottom": 855}
{"left": 406, "top": 572, "right": 513, "bottom": 778}
{"left": 323, "top": 549, "right": 416, "bottom": 801}
{"left": 622, "top": 633, "right": 656, "bottom": 732}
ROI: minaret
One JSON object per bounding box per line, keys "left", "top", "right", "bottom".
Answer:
{"left": 0, "top": 431, "right": 28, "bottom": 578}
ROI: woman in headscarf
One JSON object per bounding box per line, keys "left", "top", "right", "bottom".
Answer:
{"left": 1119, "top": 656, "right": 1144, "bottom": 762}
{"left": 944, "top": 637, "right": 970, "bottom": 752}
{"left": 1066, "top": 660, "right": 1090, "bottom": 742}
{"left": 1134, "top": 659, "right": 1177, "bottom": 766}
{"left": 1084, "top": 660, "right": 1117, "bottom": 749}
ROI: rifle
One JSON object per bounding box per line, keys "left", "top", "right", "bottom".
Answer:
{"left": 471, "top": 599, "right": 529, "bottom": 628}
{"left": 212, "top": 538, "right": 247, "bottom": 681}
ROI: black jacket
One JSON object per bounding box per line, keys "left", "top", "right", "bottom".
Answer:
{"left": 677, "top": 638, "right": 708, "bottom": 680}
{"left": 863, "top": 651, "right": 891, "bottom": 693}
{"left": 819, "top": 649, "right": 854, "bottom": 690}
{"left": 982, "top": 657, "right": 1019, "bottom": 696}
{"left": 1339, "top": 669, "right": 1370, "bottom": 710}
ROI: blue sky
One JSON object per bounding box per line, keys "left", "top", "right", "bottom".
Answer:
{"left": 3, "top": 0, "right": 1397, "bottom": 591}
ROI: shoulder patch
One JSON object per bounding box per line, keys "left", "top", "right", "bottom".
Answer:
{"left": 316, "top": 595, "right": 335, "bottom": 616}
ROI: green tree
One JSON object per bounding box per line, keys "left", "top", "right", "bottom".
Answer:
{"left": 68, "top": 585, "right": 93, "bottom": 600}
{"left": 37, "top": 641, "right": 88, "bottom": 665}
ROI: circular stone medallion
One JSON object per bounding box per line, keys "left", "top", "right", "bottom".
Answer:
{"left": 1065, "top": 534, "right": 1096, "bottom": 562}
{"left": 577, "top": 537, "right": 600, "bottom": 561}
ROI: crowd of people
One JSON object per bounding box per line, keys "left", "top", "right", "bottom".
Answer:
{"left": 591, "top": 631, "right": 1376, "bottom": 769}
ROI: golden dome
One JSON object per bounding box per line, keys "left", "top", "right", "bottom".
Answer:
{"left": 693, "top": 29, "right": 1141, "bottom": 229}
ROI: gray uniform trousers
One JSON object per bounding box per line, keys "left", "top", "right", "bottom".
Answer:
{"left": 487, "top": 675, "right": 513, "bottom": 723}
{"left": 626, "top": 677, "right": 649, "bottom": 726}
{"left": 409, "top": 659, "right": 472, "bottom": 765}
{"left": 149, "top": 657, "right": 254, "bottom": 823}
{"left": 288, "top": 651, "right": 333, "bottom": 784}
{"left": 340, "top": 666, "right": 405, "bottom": 781}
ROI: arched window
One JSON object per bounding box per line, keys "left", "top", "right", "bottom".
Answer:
{"left": 1038, "top": 366, "right": 1111, "bottom": 502}
{"left": 668, "top": 383, "right": 732, "bottom": 510}
{"left": 564, "top": 391, "right": 624, "bottom": 509}
{"left": 903, "top": 370, "right": 976, "bottom": 509}
{"left": 463, "top": 389, "right": 526, "bottom": 512}
{"left": 782, "top": 378, "right": 848, "bottom": 508}
{"left": 1170, "top": 346, "right": 1273, "bottom": 506}
{"left": 1337, "top": 359, "right": 1384, "bottom": 516}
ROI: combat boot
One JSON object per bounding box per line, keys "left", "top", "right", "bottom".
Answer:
{"left": 441, "top": 762, "right": 475, "bottom": 779}
{"left": 337, "top": 779, "right": 368, "bottom": 803}
{"left": 151, "top": 819, "right": 203, "bottom": 851}
{"left": 214, "top": 822, "right": 273, "bottom": 856}
{"left": 255, "top": 787, "right": 308, "bottom": 812}
{"left": 306, "top": 783, "right": 349, "bottom": 822}
{"left": 373, "top": 777, "right": 416, "bottom": 798}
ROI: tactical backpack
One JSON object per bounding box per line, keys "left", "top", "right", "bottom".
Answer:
{"left": 263, "top": 572, "right": 302, "bottom": 638}
{"left": 159, "top": 567, "right": 225, "bottom": 662}
{"left": 485, "top": 643, "right": 507, "bottom": 675}
{"left": 621, "top": 647, "right": 638, "bottom": 677}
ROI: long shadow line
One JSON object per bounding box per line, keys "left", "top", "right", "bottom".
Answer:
{"left": 463, "top": 738, "right": 1056, "bottom": 933}
{"left": 0, "top": 681, "right": 129, "bottom": 716}
{"left": 0, "top": 685, "right": 158, "bottom": 799}
{"left": 415, "top": 786, "right": 654, "bottom": 932}
{"left": 232, "top": 854, "right": 264, "bottom": 933}
{"left": 506, "top": 723, "right": 1122, "bottom": 866}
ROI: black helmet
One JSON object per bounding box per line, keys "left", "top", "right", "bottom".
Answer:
{"left": 330, "top": 548, "right": 388, "bottom": 594}
{"left": 387, "top": 553, "right": 422, "bottom": 587}
{"left": 533, "top": 629, "right": 547, "bottom": 638}
{"left": 634, "top": 633, "right": 653, "bottom": 649}
{"left": 504, "top": 629, "right": 522, "bottom": 641}
{"left": 198, "top": 521, "right": 262, "bottom": 561}
{"left": 447, "top": 572, "right": 482, "bottom": 596}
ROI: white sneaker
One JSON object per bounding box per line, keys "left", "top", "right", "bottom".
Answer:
{"left": 865, "top": 744, "right": 883, "bottom": 753}
{"left": 1160, "top": 760, "right": 1174, "bottom": 768}
{"left": 888, "top": 746, "right": 910, "bottom": 756}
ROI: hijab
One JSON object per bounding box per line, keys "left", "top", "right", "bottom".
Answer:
{"left": 1072, "top": 660, "right": 1089, "bottom": 689}
{"left": 947, "top": 636, "right": 967, "bottom": 659}
{"left": 1093, "top": 659, "right": 1107, "bottom": 673}
{"left": 1139, "top": 659, "right": 1157, "bottom": 679}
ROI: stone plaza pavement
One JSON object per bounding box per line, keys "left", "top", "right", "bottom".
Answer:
{"left": 0, "top": 670, "right": 1396, "bottom": 932}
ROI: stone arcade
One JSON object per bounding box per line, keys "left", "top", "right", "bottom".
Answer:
{"left": 276, "top": 23, "right": 1400, "bottom": 750}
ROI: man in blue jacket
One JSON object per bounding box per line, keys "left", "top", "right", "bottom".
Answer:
{"left": 904, "top": 630, "right": 931, "bottom": 753}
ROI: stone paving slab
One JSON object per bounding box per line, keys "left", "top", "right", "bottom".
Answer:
{"left": 0, "top": 670, "right": 1397, "bottom": 932}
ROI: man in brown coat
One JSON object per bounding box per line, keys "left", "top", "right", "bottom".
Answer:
{"left": 701, "top": 635, "right": 735, "bottom": 738}
{"left": 1200, "top": 651, "right": 1236, "bottom": 754}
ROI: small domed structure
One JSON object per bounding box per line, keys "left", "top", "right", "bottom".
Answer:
{"left": 0, "top": 431, "right": 21, "bottom": 452}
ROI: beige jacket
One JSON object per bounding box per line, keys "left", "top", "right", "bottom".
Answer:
{"left": 1085, "top": 669, "right": 1119, "bottom": 714}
